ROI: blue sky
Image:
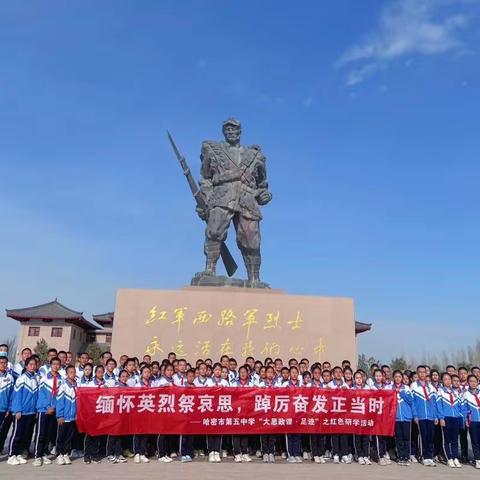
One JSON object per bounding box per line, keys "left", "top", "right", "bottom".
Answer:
{"left": 0, "top": 0, "right": 479, "bottom": 361}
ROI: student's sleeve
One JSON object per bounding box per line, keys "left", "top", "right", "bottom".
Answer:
{"left": 410, "top": 389, "right": 418, "bottom": 418}
{"left": 56, "top": 385, "right": 64, "bottom": 418}
{"left": 10, "top": 377, "right": 25, "bottom": 414}
{"left": 435, "top": 393, "right": 444, "bottom": 420}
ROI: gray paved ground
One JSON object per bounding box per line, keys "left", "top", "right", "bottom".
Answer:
{"left": 0, "top": 456, "right": 479, "bottom": 480}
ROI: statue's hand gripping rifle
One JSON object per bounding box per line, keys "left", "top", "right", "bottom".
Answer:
{"left": 167, "top": 132, "right": 238, "bottom": 277}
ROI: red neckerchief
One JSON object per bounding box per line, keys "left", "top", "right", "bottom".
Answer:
{"left": 395, "top": 383, "right": 403, "bottom": 393}
{"left": 446, "top": 387, "right": 454, "bottom": 405}
{"left": 473, "top": 391, "right": 480, "bottom": 408}
{"left": 419, "top": 381, "right": 429, "bottom": 401}
{"left": 239, "top": 379, "right": 249, "bottom": 387}
{"left": 52, "top": 373, "right": 59, "bottom": 397}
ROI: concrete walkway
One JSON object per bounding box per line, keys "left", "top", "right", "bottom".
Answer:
{"left": 0, "top": 457, "right": 479, "bottom": 480}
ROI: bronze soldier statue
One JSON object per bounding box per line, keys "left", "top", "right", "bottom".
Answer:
{"left": 196, "top": 118, "right": 272, "bottom": 287}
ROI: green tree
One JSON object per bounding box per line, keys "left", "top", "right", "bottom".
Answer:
{"left": 390, "top": 356, "right": 408, "bottom": 371}
{"left": 34, "top": 338, "right": 49, "bottom": 364}
{"left": 358, "top": 353, "right": 380, "bottom": 372}
{"left": 86, "top": 342, "right": 103, "bottom": 365}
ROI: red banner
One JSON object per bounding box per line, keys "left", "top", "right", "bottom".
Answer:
{"left": 76, "top": 387, "right": 396, "bottom": 436}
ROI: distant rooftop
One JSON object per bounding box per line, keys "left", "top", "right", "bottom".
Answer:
{"left": 6, "top": 299, "right": 101, "bottom": 330}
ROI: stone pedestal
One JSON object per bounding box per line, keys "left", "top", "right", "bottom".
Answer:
{"left": 111, "top": 287, "right": 356, "bottom": 366}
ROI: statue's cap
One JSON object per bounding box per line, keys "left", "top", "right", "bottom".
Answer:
{"left": 223, "top": 118, "right": 241, "bottom": 128}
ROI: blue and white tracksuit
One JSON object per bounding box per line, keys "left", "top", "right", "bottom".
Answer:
{"left": 393, "top": 384, "right": 413, "bottom": 461}
{"left": 0, "top": 371, "right": 14, "bottom": 437}
{"left": 436, "top": 386, "right": 465, "bottom": 460}
{"left": 231, "top": 379, "right": 254, "bottom": 456}
{"left": 464, "top": 388, "right": 480, "bottom": 461}
{"left": 410, "top": 381, "right": 438, "bottom": 460}
{"left": 34, "top": 372, "right": 63, "bottom": 458}
{"left": 9, "top": 371, "right": 39, "bottom": 456}
{"left": 284, "top": 380, "right": 302, "bottom": 458}
{"left": 56, "top": 379, "right": 77, "bottom": 456}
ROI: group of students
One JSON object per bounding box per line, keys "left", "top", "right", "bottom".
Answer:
{"left": 1, "top": 343, "right": 480, "bottom": 470}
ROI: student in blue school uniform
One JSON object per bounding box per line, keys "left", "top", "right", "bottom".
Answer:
{"left": 232, "top": 365, "right": 254, "bottom": 463}
{"left": 7, "top": 356, "right": 39, "bottom": 466}
{"left": 436, "top": 372, "right": 465, "bottom": 468}
{"left": 259, "top": 366, "right": 277, "bottom": 463}
{"left": 179, "top": 369, "right": 196, "bottom": 463}
{"left": 391, "top": 369, "right": 413, "bottom": 466}
{"left": 464, "top": 374, "right": 480, "bottom": 470}
{"left": 55, "top": 365, "right": 78, "bottom": 465}
{"left": 156, "top": 363, "right": 175, "bottom": 463}
{"left": 0, "top": 355, "right": 14, "bottom": 457}
{"left": 307, "top": 365, "right": 328, "bottom": 464}
{"left": 104, "top": 359, "right": 117, "bottom": 387}
{"left": 351, "top": 370, "right": 372, "bottom": 465}
{"left": 105, "top": 370, "right": 128, "bottom": 464}
{"left": 370, "top": 368, "right": 391, "bottom": 466}
{"left": 285, "top": 366, "right": 303, "bottom": 463}
{"left": 133, "top": 365, "right": 154, "bottom": 464}
{"left": 33, "top": 356, "right": 63, "bottom": 466}
{"left": 410, "top": 365, "right": 439, "bottom": 467}
{"left": 83, "top": 365, "right": 107, "bottom": 464}
{"left": 329, "top": 366, "right": 350, "bottom": 464}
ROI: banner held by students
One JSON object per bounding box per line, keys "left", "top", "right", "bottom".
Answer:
{"left": 77, "top": 387, "right": 396, "bottom": 436}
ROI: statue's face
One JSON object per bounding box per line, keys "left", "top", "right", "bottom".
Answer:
{"left": 223, "top": 125, "right": 241, "bottom": 144}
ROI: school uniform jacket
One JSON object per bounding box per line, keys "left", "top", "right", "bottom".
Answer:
{"left": 156, "top": 375, "right": 175, "bottom": 387}
{"left": 393, "top": 384, "right": 413, "bottom": 422}
{"left": 0, "top": 370, "right": 14, "bottom": 412}
{"left": 36, "top": 372, "right": 62, "bottom": 413}
{"left": 56, "top": 380, "right": 77, "bottom": 422}
{"left": 328, "top": 379, "right": 349, "bottom": 389}
{"left": 208, "top": 377, "right": 230, "bottom": 387}
{"left": 232, "top": 379, "right": 255, "bottom": 387}
{"left": 436, "top": 386, "right": 466, "bottom": 420}
{"left": 307, "top": 380, "right": 328, "bottom": 388}
{"left": 464, "top": 389, "right": 480, "bottom": 423}
{"left": 258, "top": 379, "right": 277, "bottom": 388}
{"left": 410, "top": 381, "right": 438, "bottom": 421}
{"left": 11, "top": 371, "right": 39, "bottom": 415}
{"left": 38, "top": 363, "right": 52, "bottom": 378}
{"left": 193, "top": 376, "right": 210, "bottom": 387}
{"left": 104, "top": 372, "right": 117, "bottom": 387}
{"left": 173, "top": 372, "right": 187, "bottom": 387}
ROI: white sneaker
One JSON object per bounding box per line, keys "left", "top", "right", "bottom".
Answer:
{"left": 314, "top": 456, "right": 320, "bottom": 464}
{"left": 170, "top": 452, "right": 177, "bottom": 458}
{"left": 333, "top": 454, "right": 340, "bottom": 464}
{"left": 256, "top": 450, "right": 262, "bottom": 458}
{"left": 50, "top": 446, "right": 57, "bottom": 456}
{"left": 475, "top": 460, "right": 480, "bottom": 469}
{"left": 269, "top": 453, "right": 275, "bottom": 463}
{"left": 295, "top": 456, "right": 303, "bottom": 463}
{"left": 364, "top": 457, "right": 372, "bottom": 465}
{"left": 214, "top": 452, "right": 221, "bottom": 462}
{"left": 7, "top": 455, "right": 20, "bottom": 466}
{"left": 358, "top": 456, "right": 365, "bottom": 465}
{"left": 16, "top": 455, "right": 27, "bottom": 464}
{"left": 158, "top": 455, "right": 173, "bottom": 463}
{"left": 286, "top": 456, "right": 296, "bottom": 463}
{"left": 42, "top": 456, "right": 52, "bottom": 465}
{"left": 63, "top": 455, "right": 71, "bottom": 465}
{"left": 379, "top": 457, "right": 387, "bottom": 466}
{"left": 430, "top": 459, "right": 437, "bottom": 467}
{"left": 140, "top": 455, "right": 149, "bottom": 463}
{"left": 209, "top": 452, "right": 215, "bottom": 463}
{"left": 134, "top": 454, "right": 141, "bottom": 464}
{"left": 32, "top": 458, "right": 43, "bottom": 467}
{"left": 422, "top": 459, "right": 429, "bottom": 466}
{"left": 263, "top": 454, "right": 269, "bottom": 463}
{"left": 448, "top": 459, "right": 455, "bottom": 468}
{"left": 410, "top": 455, "right": 418, "bottom": 463}
{"left": 56, "top": 455, "right": 65, "bottom": 465}
{"left": 234, "top": 454, "right": 242, "bottom": 463}
{"left": 453, "top": 458, "right": 462, "bottom": 468}
{"left": 303, "top": 451, "right": 309, "bottom": 460}
{"left": 242, "top": 454, "right": 252, "bottom": 462}
{"left": 318, "top": 455, "right": 326, "bottom": 463}
{"left": 385, "top": 451, "right": 391, "bottom": 460}
{"left": 281, "top": 452, "right": 287, "bottom": 459}
{"left": 222, "top": 450, "right": 227, "bottom": 458}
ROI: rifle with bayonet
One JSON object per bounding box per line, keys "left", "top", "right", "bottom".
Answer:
{"left": 167, "top": 131, "right": 238, "bottom": 277}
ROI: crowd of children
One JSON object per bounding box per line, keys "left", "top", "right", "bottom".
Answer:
{"left": 1, "top": 343, "right": 480, "bottom": 469}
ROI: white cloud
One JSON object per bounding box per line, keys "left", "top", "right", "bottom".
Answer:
{"left": 337, "top": 0, "right": 474, "bottom": 85}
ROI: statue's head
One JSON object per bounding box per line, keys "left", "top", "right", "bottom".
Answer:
{"left": 222, "top": 118, "right": 241, "bottom": 145}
